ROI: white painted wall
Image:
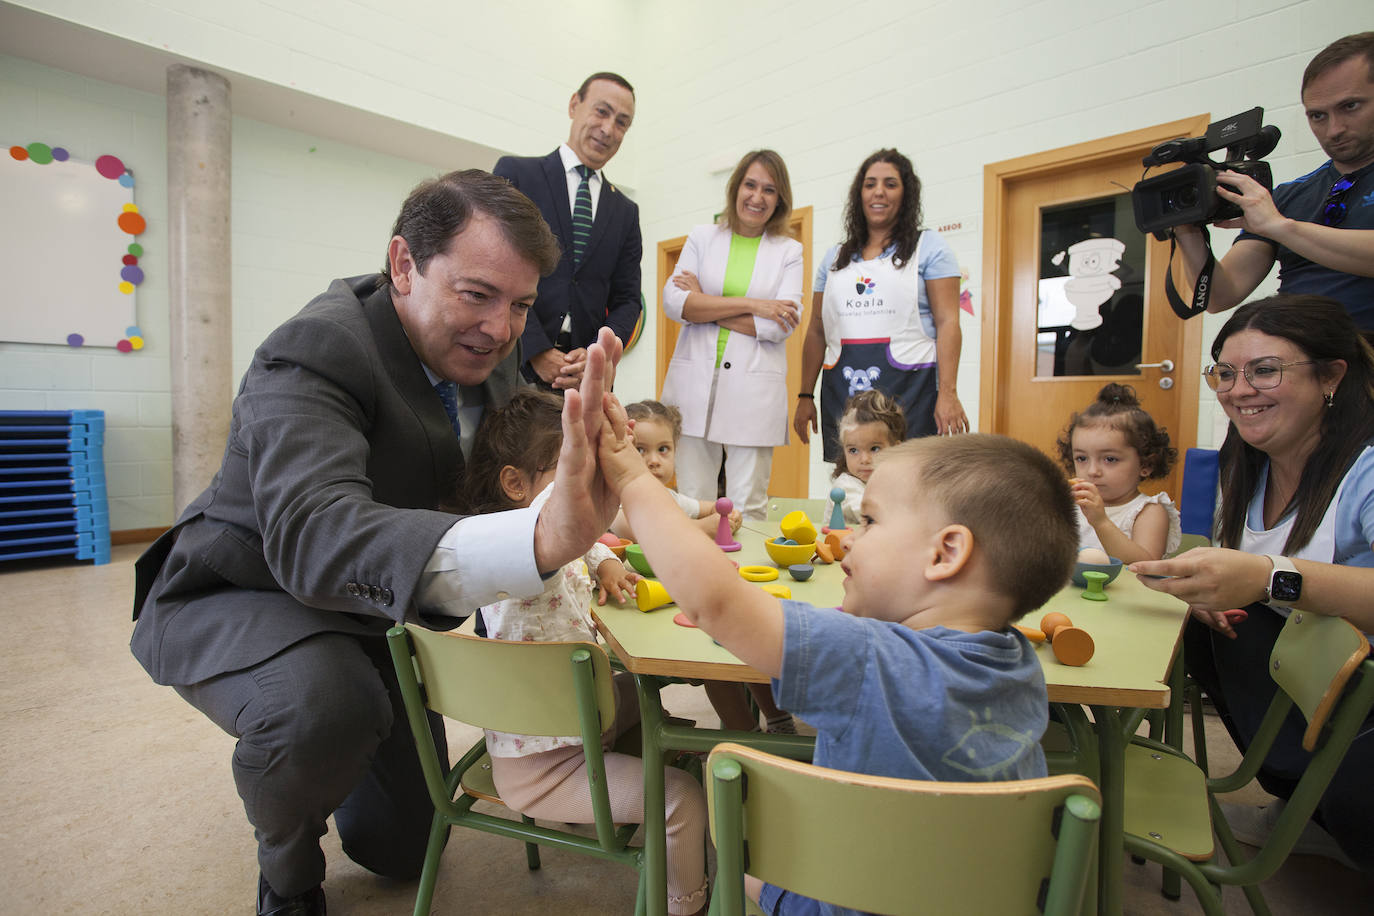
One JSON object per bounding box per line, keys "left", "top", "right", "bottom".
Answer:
{"left": 630, "top": 0, "right": 1367, "bottom": 493}
{"left": 1, "top": 52, "right": 441, "bottom": 529}
{"left": 2, "top": 0, "right": 1367, "bottom": 528}
{"left": 9, "top": 0, "right": 643, "bottom": 167}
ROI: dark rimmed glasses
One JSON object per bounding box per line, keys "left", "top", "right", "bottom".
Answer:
{"left": 1203, "top": 357, "right": 1317, "bottom": 393}
{"left": 1320, "top": 175, "right": 1357, "bottom": 227}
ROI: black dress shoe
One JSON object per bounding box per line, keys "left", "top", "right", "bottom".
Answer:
{"left": 258, "top": 873, "right": 326, "bottom": 915}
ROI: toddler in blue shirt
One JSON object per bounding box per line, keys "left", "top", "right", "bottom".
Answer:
{"left": 598, "top": 417, "right": 1080, "bottom": 916}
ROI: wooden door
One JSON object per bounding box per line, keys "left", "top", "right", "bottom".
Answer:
{"left": 981, "top": 119, "right": 1209, "bottom": 500}
{"left": 655, "top": 206, "right": 813, "bottom": 498}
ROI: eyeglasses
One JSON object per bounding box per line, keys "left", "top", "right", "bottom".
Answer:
{"left": 1320, "top": 175, "right": 1357, "bottom": 227}
{"left": 1202, "top": 357, "right": 1317, "bottom": 393}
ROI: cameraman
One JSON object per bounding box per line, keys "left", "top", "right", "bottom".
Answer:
{"left": 1174, "top": 32, "right": 1374, "bottom": 333}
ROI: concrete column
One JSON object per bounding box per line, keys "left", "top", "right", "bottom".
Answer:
{"left": 166, "top": 65, "right": 232, "bottom": 516}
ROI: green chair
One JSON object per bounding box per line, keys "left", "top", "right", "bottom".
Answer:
{"left": 386, "top": 624, "right": 647, "bottom": 916}
{"left": 763, "top": 497, "right": 827, "bottom": 524}
{"left": 705, "top": 742, "right": 1101, "bottom": 916}
{"left": 1122, "top": 611, "right": 1373, "bottom": 915}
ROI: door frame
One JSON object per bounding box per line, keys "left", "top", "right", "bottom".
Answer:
{"left": 655, "top": 205, "right": 813, "bottom": 498}
{"left": 980, "top": 116, "right": 1209, "bottom": 491}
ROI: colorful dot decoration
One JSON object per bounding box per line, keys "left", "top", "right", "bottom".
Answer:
{"left": 16, "top": 142, "right": 149, "bottom": 353}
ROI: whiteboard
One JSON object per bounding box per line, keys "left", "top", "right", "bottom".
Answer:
{"left": 1, "top": 144, "right": 145, "bottom": 351}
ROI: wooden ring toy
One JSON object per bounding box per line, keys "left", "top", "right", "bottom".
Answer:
{"left": 739, "top": 565, "right": 779, "bottom": 582}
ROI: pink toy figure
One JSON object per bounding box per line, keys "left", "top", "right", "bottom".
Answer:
{"left": 715, "top": 497, "right": 741, "bottom": 552}
{"left": 823, "top": 485, "right": 848, "bottom": 532}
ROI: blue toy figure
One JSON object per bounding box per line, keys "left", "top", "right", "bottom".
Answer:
{"left": 826, "top": 485, "right": 847, "bottom": 531}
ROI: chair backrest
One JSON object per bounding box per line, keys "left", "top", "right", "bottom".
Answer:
{"left": 1171, "top": 532, "right": 1211, "bottom": 556}
{"left": 391, "top": 625, "right": 617, "bottom": 737}
{"left": 1179, "top": 447, "right": 1220, "bottom": 538}
{"left": 764, "top": 497, "right": 827, "bottom": 523}
{"left": 707, "top": 743, "right": 1100, "bottom": 916}
{"left": 1269, "top": 611, "right": 1372, "bottom": 751}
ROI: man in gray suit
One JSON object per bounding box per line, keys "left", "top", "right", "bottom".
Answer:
{"left": 130, "top": 170, "right": 624, "bottom": 915}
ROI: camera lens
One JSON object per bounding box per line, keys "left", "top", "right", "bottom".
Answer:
{"left": 1165, "top": 186, "right": 1198, "bottom": 211}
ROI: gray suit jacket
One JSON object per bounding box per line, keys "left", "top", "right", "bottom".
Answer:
{"left": 131, "top": 275, "right": 522, "bottom": 686}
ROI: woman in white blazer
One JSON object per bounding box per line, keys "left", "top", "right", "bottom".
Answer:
{"left": 661, "top": 149, "right": 804, "bottom": 521}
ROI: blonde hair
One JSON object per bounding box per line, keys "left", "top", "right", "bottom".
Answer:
{"left": 720, "top": 150, "right": 793, "bottom": 237}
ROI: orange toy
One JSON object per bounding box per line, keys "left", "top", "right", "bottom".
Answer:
{"left": 823, "top": 530, "right": 848, "bottom": 561}
{"left": 814, "top": 542, "right": 835, "bottom": 564}
{"left": 1051, "top": 626, "right": 1095, "bottom": 666}
{"left": 1014, "top": 625, "right": 1046, "bottom": 644}
{"left": 1039, "top": 612, "right": 1072, "bottom": 640}
{"left": 1035, "top": 611, "right": 1094, "bottom": 665}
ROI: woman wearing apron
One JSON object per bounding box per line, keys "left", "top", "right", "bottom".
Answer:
{"left": 793, "top": 148, "right": 968, "bottom": 461}
{"left": 661, "top": 150, "right": 803, "bottom": 521}
{"left": 1134, "top": 295, "right": 1374, "bottom": 873}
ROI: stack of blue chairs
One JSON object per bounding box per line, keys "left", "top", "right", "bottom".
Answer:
{"left": 0, "top": 410, "right": 110, "bottom": 565}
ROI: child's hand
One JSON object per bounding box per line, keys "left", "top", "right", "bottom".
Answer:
{"left": 597, "top": 395, "right": 652, "bottom": 495}
{"left": 728, "top": 507, "right": 742, "bottom": 533}
{"left": 1070, "top": 479, "right": 1107, "bottom": 524}
{"left": 595, "top": 558, "right": 639, "bottom": 605}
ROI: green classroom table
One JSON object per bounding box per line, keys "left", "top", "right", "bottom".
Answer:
{"left": 591, "top": 525, "right": 1190, "bottom": 916}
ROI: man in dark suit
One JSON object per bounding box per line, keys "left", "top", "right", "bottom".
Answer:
{"left": 494, "top": 71, "right": 642, "bottom": 390}
{"left": 130, "top": 170, "right": 625, "bottom": 915}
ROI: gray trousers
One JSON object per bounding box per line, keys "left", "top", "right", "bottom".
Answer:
{"left": 175, "top": 632, "right": 447, "bottom": 898}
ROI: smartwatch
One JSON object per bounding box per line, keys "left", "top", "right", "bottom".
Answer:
{"left": 1263, "top": 554, "right": 1302, "bottom": 604}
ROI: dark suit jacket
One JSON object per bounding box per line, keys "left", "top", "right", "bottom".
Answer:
{"left": 130, "top": 275, "right": 523, "bottom": 686}
{"left": 493, "top": 151, "right": 642, "bottom": 379}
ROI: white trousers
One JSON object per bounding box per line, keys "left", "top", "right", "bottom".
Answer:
{"left": 674, "top": 436, "right": 773, "bottom": 521}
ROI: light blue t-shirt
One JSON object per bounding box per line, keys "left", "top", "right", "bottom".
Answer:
{"left": 1245, "top": 446, "right": 1374, "bottom": 568}
{"left": 760, "top": 601, "right": 1049, "bottom": 916}
{"left": 773, "top": 600, "right": 1048, "bottom": 780}
{"left": 814, "top": 231, "right": 961, "bottom": 340}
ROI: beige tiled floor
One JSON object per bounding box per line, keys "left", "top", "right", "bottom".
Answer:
{"left": 2, "top": 544, "right": 1371, "bottom": 914}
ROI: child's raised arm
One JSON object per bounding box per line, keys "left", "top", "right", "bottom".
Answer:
{"left": 598, "top": 397, "right": 784, "bottom": 676}
{"left": 610, "top": 499, "right": 740, "bottom": 541}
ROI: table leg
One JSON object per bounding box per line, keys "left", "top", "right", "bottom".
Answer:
{"left": 634, "top": 674, "right": 669, "bottom": 916}
{"left": 1092, "top": 705, "right": 1127, "bottom": 916}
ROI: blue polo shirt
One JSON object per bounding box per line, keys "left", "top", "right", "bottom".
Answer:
{"left": 1237, "top": 160, "right": 1374, "bottom": 330}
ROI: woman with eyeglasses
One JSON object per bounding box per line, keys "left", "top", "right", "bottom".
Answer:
{"left": 1133, "top": 294, "right": 1374, "bottom": 872}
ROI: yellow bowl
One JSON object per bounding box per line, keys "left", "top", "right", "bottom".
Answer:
{"left": 764, "top": 539, "right": 816, "bottom": 567}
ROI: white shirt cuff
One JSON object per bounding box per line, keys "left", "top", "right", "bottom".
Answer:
{"left": 415, "top": 506, "right": 544, "bottom": 619}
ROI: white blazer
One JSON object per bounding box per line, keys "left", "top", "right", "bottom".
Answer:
{"left": 661, "top": 224, "right": 804, "bottom": 446}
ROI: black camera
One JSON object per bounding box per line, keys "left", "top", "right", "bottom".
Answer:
{"left": 1131, "top": 107, "right": 1281, "bottom": 240}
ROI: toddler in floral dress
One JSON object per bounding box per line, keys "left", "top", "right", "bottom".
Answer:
{"left": 462, "top": 389, "right": 709, "bottom": 916}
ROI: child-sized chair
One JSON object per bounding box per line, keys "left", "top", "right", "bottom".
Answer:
{"left": 386, "top": 624, "right": 648, "bottom": 916}
{"left": 705, "top": 743, "right": 1101, "bottom": 916}
{"left": 1122, "top": 611, "right": 1374, "bottom": 915}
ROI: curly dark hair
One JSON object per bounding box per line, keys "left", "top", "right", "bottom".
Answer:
{"left": 1055, "top": 383, "right": 1175, "bottom": 480}
{"left": 832, "top": 148, "right": 923, "bottom": 272}
{"left": 460, "top": 388, "right": 564, "bottom": 515}
{"left": 1211, "top": 295, "right": 1374, "bottom": 553}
